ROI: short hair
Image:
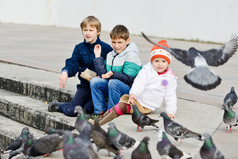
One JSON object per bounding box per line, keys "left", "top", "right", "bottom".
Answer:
{"left": 80, "top": 16, "right": 101, "bottom": 34}
{"left": 110, "top": 25, "right": 129, "bottom": 40}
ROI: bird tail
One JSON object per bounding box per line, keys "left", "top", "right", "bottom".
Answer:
{"left": 184, "top": 66, "right": 221, "bottom": 91}
{"left": 186, "top": 130, "right": 204, "bottom": 141}
{"left": 150, "top": 119, "right": 159, "bottom": 128}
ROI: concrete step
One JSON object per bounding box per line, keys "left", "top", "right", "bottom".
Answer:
{"left": 0, "top": 88, "right": 76, "bottom": 131}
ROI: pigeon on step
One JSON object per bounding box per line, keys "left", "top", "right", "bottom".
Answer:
{"left": 91, "top": 117, "right": 119, "bottom": 155}
{"left": 131, "top": 104, "right": 159, "bottom": 132}
{"left": 131, "top": 136, "right": 151, "bottom": 159}
{"left": 74, "top": 105, "right": 92, "bottom": 134}
{"left": 25, "top": 134, "right": 64, "bottom": 157}
{"left": 157, "top": 128, "right": 192, "bottom": 159}
{"left": 142, "top": 32, "right": 238, "bottom": 91}
{"left": 223, "top": 105, "right": 238, "bottom": 133}
{"left": 222, "top": 86, "right": 237, "bottom": 108}
{"left": 107, "top": 122, "right": 136, "bottom": 152}
{"left": 160, "top": 112, "right": 204, "bottom": 144}
{"left": 200, "top": 133, "right": 225, "bottom": 159}
{"left": 5, "top": 127, "right": 30, "bottom": 152}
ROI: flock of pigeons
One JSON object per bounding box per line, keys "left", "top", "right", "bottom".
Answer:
{"left": 2, "top": 34, "right": 238, "bottom": 159}
{"left": 2, "top": 86, "right": 237, "bottom": 159}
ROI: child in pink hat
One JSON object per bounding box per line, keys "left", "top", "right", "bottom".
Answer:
{"left": 89, "top": 40, "right": 178, "bottom": 125}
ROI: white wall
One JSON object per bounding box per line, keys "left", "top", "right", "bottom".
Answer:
{"left": 0, "top": 0, "right": 237, "bottom": 43}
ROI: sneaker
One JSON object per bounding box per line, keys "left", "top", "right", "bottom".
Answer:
{"left": 48, "top": 100, "right": 60, "bottom": 112}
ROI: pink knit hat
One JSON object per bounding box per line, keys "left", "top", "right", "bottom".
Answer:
{"left": 150, "top": 40, "right": 171, "bottom": 64}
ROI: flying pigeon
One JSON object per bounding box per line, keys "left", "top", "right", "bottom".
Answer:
{"left": 91, "top": 117, "right": 119, "bottom": 155}
{"left": 131, "top": 136, "right": 151, "bottom": 159}
{"left": 107, "top": 122, "right": 136, "bottom": 152}
{"left": 25, "top": 134, "right": 64, "bottom": 157}
{"left": 5, "top": 127, "right": 30, "bottom": 152}
{"left": 160, "top": 112, "right": 204, "bottom": 144}
{"left": 142, "top": 32, "right": 238, "bottom": 91}
{"left": 223, "top": 105, "right": 238, "bottom": 133}
{"left": 131, "top": 104, "right": 159, "bottom": 132}
{"left": 74, "top": 105, "right": 92, "bottom": 134}
{"left": 157, "top": 128, "right": 192, "bottom": 159}
{"left": 200, "top": 133, "right": 225, "bottom": 159}
{"left": 222, "top": 86, "right": 237, "bottom": 108}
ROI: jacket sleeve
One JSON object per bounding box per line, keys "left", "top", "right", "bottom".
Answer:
{"left": 61, "top": 45, "right": 81, "bottom": 77}
{"left": 164, "top": 78, "right": 177, "bottom": 115}
{"left": 129, "top": 67, "right": 147, "bottom": 97}
{"left": 110, "top": 71, "right": 134, "bottom": 86}
{"left": 93, "top": 57, "right": 107, "bottom": 76}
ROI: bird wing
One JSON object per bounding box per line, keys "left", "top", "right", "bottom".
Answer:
{"left": 141, "top": 32, "right": 194, "bottom": 67}
{"left": 199, "top": 35, "right": 238, "bottom": 66}
{"left": 167, "top": 122, "right": 185, "bottom": 138}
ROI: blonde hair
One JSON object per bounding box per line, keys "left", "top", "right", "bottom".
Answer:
{"left": 110, "top": 25, "right": 129, "bottom": 40}
{"left": 80, "top": 16, "right": 101, "bottom": 35}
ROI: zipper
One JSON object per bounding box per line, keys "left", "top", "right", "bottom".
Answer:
{"left": 111, "top": 53, "right": 119, "bottom": 71}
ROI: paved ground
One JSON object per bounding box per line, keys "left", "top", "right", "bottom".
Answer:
{"left": 0, "top": 22, "right": 238, "bottom": 158}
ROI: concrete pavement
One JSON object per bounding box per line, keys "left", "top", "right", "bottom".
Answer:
{"left": 0, "top": 23, "right": 238, "bottom": 158}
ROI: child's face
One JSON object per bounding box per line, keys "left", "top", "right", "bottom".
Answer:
{"left": 82, "top": 24, "right": 100, "bottom": 43}
{"left": 111, "top": 38, "right": 130, "bottom": 53}
{"left": 152, "top": 57, "right": 169, "bottom": 73}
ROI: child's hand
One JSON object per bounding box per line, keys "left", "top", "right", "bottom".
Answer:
{"left": 167, "top": 113, "right": 175, "bottom": 119}
{"left": 94, "top": 44, "right": 101, "bottom": 58}
{"left": 128, "top": 94, "right": 137, "bottom": 104}
{"left": 59, "top": 71, "right": 68, "bottom": 89}
{"left": 101, "top": 71, "right": 113, "bottom": 79}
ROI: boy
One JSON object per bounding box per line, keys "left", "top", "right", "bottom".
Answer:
{"left": 48, "top": 16, "right": 113, "bottom": 117}
{"left": 95, "top": 40, "right": 178, "bottom": 125}
{"left": 89, "top": 25, "right": 142, "bottom": 119}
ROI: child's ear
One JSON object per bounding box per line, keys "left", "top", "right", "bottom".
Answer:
{"left": 97, "top": 31, "right": 101, "bottom": 36}
{"left": 126, "top": 38, "right": 130, "bottom": 44}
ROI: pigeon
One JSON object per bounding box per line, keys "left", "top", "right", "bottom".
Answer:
{"left": 74, "top": 105, "right": 92, "bottom": 134}
{"left": 5, "top": 127, "right": 30, "bottom": 152}
{"left": 223, "top": 104, "right": 238, "bottom": 133}
{"left": 8, "top": 132, "right": 34, "bottom": 159}
{"left": 107, "top": 122, "right": 136, "bottom": 152}
{"left": 131, "top": 136, "right": 151, "bottom": 159}
{"left": 157, "top": 128, "right": 192, "bottom": 159}
{"left": 160, "top": 112, "right": 204, "bottom": 144}
{"left": 44, "top": 127, "right": 78, "bottom": 138}
{"left": 200, "top": 133, "right": 225, "bottom": 159}
{"left": 26, "top": 134, "right": 64, "bottom": 157}
{"left": 63, "top": 131, "right": 81, "bottom": 159}
{"left": 131, "top": 104, "right": 159, "bottom": 132}
{"left": 91, "top": 117, "right": 119, "bottom": 155}
{"left": 142, "top": 32, "right": 238, "bottom": 91}
{"left": 222, "top": 86, "right": 237, "bottom": 108}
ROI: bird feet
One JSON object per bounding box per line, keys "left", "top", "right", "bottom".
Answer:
{"left": 226, "top": 126, "right": 232, "bottom": 133}
{"left": 136, "top": 125, "right": 143, "bottom": 132}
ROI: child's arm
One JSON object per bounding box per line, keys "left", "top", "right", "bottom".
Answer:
{"left": 59, "top": 71, "right": 68, "bottom": 88}
{"left": 128, "top": 94, "right": 137, "bottom": 104}
{"left": 164, "top": 78, "right": 177, "bottom": 118}
{"left": 93, "top": 44, "right": 107, "bottom": 76}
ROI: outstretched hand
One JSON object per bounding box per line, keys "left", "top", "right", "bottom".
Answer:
{"left": 128, "top": 94, "right": 137, "bottom": 105}
{"left": 101, "top": 71, "right": 113, "bottom": 79}
{"left": 167, "top": 113, "right": 175, "bottom": 119}
{"left": 59, "top": 71, "right": 68, "bottom": 88}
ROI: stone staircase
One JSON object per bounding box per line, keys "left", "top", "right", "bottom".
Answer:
{"left": 0, "top": 62, "right": 79, "bottom": 158}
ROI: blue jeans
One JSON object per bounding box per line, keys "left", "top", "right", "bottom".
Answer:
{"left": 58, "top": 86, "right": 93, "bottom": 117}
{"left": 90, "top": 77, "right": 130, "bottom": 114}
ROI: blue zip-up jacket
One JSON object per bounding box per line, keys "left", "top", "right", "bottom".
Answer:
{"left": 62, "top": 37, "right": 113, "bottom": 88}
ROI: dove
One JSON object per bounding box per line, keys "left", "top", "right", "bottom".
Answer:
{"left": 160, "top": 112, "right": 204, "bottom": 144}
{"left": 131, "top": 136, "right": 151, "bottom": 159}
{"left": 44, "top": 127, "right": 78, "bottom": 138}
{"left": 222, "top": 86, "right": 237, "bottom": 108}
{"left": 107, "top": 122, "right": 136, "bottom": 152}
{"left": 200, "top": 133, "right": 225, "bottom": 159}
{"left": 131, "top": 104, "right": 159, "bottom": 132}
{"left": 5, "top": 127, "right": 30, "bottom": 152}
{"left": 142, "top": 32, "right": 238, "bottom": 91}
{"left": 223, "top": 105, "right": 238, "bottom": 133}
{"left": 74, "top": 105, "right": 92, "bottom": 134}
{"left": 157, "top": 128, "right": 192, "bottom": 159}
{"left": 91, "top": 117, "right": 119, "bottom": 155}
{"left": 26, "top": 134, "right": 64, "bottom": 157}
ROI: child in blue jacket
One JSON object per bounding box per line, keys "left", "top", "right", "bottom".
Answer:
{"left": 48, "top": 16, "right": 112, "bottom": 117}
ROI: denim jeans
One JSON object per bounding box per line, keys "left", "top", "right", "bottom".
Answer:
{"left": 90, "top": 77, "right": 130, "bottom": 114}
{"left": 58, "top": 86, "right": 93, "bottom": 116}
